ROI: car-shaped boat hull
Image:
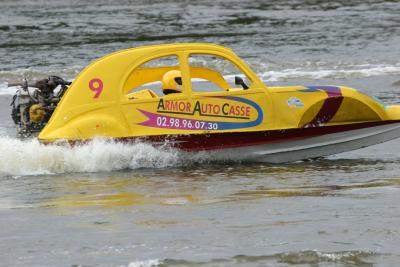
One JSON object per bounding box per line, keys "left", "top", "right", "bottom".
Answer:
{"left": 37, "top": 43, "right": 400, "bottom": 162}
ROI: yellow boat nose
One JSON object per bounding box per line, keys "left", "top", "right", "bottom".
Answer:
{"left": 386, "top": 105, "right": 400, "bottom": 120}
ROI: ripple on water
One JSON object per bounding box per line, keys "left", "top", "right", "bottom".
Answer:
{"left": 119, "top": 251, "right": 380, "bottom": 267}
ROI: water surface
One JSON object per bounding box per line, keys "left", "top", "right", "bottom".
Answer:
{"left": 1, "top": 1, "right": 400, "bottom": 266}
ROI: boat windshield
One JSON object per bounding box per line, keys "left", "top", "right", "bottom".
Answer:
{"left": 188, "top": 53, "right": 252, "bottom": 93}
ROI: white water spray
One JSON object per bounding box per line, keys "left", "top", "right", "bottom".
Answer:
{"left": 0, "top": 137, "right": 181, "bottom": 177}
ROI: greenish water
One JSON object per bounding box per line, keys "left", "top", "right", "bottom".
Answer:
{"left": 0, "top": 1, "right": 400, "bottom": 266}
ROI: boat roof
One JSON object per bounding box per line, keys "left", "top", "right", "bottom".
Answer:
{"left": 106, "top": 43, "right": 236, "bottom": 56}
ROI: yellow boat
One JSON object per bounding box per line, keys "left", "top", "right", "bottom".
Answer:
{"left": 12, "top": 43, "right": 400, "bottom": 162}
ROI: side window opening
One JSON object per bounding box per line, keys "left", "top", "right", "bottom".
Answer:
{"left": 189, "top": 54, "right": 252, "bottom": 93}
{"left": 124, "top": 55, "right": 182, "bottom": 99}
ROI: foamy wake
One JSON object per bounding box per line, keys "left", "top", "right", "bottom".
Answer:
{"left": 0, "top": 137, "right": 246, "bottom": 177}
{"left": 261, "top": 64, "right": 400, "bottom": 81}
{"left": 125, "top": 259, "right": 161, "bottom": 267}
{"left": 0, "top": 137, "right": 181, "bottom": 177}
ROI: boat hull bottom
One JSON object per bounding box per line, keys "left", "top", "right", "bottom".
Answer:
{"left": 207, "top": 122, "right": 400, "bottom": 163}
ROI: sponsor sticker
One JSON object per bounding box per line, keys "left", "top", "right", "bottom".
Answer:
{"left": 138, "top": 96, "right": 264, "bottom": 131}
{"left": 287, "top": 97, "right": 304, "bottom": 108}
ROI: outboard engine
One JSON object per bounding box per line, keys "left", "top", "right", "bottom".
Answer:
{"left": 9, "top": 76, "right": 71, "bottom": 138}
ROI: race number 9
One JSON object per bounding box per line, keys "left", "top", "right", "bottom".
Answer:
{"left": 89, "top": 78, "right": 103, "bottom": 99}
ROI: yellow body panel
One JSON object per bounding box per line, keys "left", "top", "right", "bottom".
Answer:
{"left": 38, "top": 43, "right": 400, "bottom": 142}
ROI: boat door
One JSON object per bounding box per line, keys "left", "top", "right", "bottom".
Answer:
{"left": 120, "top": 53, "right": 193, "bottom": 137}
{"left": 182, "top": 52, "right": 271, "bottom": 134}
